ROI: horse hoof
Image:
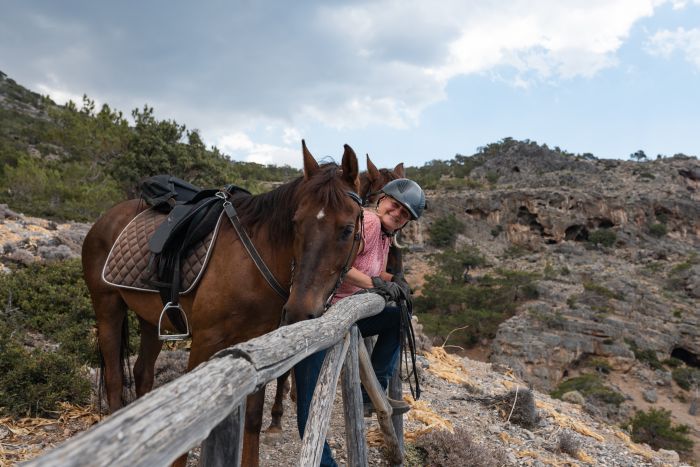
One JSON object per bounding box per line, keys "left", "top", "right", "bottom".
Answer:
{"left": 265, "top": 425, "right": 282, "bottom": 435}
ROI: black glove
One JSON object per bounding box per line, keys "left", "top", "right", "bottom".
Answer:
{"left": 371, "top": 276, "right": 402, "bottom": 303}
{"left": 391, "top": 273, "right": 412, "bottom": 306}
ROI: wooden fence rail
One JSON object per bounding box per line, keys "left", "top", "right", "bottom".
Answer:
{"left": 24, "top": 293, "right": 403, "bottom": 467}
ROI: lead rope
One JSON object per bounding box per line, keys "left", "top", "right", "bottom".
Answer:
{"left": 399, "top": 293, "right": 421, "bottom": 399}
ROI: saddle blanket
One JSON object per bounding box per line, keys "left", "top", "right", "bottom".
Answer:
{"left": 102, "top": 208, "right": 223, "bottom": 293}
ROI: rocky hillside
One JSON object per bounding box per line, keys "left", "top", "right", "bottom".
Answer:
{"left": 400, "top": 143, "right": 699, "bottom": 462}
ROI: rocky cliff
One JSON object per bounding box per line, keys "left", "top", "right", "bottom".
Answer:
{"left": 400, "top": 143, "right": 699, "bottom": 461}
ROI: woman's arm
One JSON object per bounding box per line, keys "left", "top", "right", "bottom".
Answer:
{"left": 343, "top": 267, "right": 394, "bottom": 289}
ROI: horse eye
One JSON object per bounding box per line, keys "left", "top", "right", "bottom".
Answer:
{"left": 340, "top": 225, "right": 354, "bottom": 241}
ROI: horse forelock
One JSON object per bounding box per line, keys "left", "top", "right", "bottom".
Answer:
{"left": 299, "top": 163, "right": 354, "bottom": 214}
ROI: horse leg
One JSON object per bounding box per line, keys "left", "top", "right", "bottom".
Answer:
{"left": 242, "top": 388, "right": 266, "bottom": 467}
{"left": 94, "top": 293, "right": 129, "bottom": 413}
{"left": 133, "top": 317, "right": 163, "bottom": 397}
{"left": 266, "top": 371, "right": 290, "bottom": 433}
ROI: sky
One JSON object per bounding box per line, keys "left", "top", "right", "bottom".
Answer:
{"left": 1, "top": 1, "right": 699, "bottom": 169}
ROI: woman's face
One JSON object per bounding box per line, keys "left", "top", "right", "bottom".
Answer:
{"left": 376, "top": 196, "right": 411, "bottom": 232}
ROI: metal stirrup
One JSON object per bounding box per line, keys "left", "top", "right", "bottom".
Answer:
{"left": 158, "top": 302, "right": 191, "bottom": 341}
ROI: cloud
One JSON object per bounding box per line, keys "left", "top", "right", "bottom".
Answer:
{"left": 216, "top": 131, "right": 299, "bottom": 167}
{"left": 646, "top": 27, "right": 700, "bottom": 69}
{"left": 0, "top": 1, "right": 675, "bottom": 152}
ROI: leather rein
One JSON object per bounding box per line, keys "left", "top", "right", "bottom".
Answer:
{"left": 218, "top": 190, "right": 364, "bottom": 306}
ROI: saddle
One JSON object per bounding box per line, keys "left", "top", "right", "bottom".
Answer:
{"left": 104, "top": 175, "right": 251, "bottom": 337}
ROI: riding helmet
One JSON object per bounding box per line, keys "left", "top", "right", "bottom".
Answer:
{"left": 381, "top": 178, "right": 426, "bottom": 220}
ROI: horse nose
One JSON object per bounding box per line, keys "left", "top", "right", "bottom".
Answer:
{"left": 281, "top": 304, "right": 318, "bottom": 325}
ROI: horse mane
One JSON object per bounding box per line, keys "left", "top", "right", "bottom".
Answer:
{"left": 235, "top": 163, "right": 350, "bottom": 244}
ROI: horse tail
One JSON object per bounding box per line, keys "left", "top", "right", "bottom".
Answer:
{"left": 120, "top": 316, "right": 135, "bottom": 405}
{"left": 96, "top": 315, "right": 134, "bottom": 412}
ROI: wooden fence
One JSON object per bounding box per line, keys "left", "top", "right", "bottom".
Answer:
{"left": 24, "top": 293, "right": 406, "bottom": 466}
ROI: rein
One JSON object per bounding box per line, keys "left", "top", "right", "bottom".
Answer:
{"left": 219, "top": 189, "right": 364, "bottom": 307}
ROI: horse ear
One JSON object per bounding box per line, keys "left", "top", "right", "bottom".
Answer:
{"left": 393, "top": 162, "right": 405, "bottom": 178}
{"left": 366, "top": 154, "right": 380, "bottom": 182}
{"left": 302, "top": 139, "right": 320, "bottom": 180}
{"left": 342, "top": 144, "right": 360, "bottom": 193}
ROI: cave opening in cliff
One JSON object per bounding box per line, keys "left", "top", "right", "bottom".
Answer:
{"left": 595, "top": 218, "right": 614, "bottom": 228}
{"left": 671, "top": 347, "right": 700, "bottom": 368}
{"left": 517, "top": 206, "right": 544, "bottom": 235}
{"left": 565, "top": 224, "right": 589, "bottom": 241}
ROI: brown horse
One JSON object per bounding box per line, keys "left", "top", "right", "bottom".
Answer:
{"left": 82, "top": 141, "right": 363, "bottom": 466}
{"left": 361, "top": 154, "right": 405, "bottom": 206}
{"left": 266, "top": 153, "right": 406, "bottom": 434}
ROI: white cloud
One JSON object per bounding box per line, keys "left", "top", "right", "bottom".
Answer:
{"left": 646, "top": 27, "right": 700, "bottom": 69}
{"left": 0, "top": 0, "right": 678, "bottom": 145}
{"left": 216, "top": 131, "right": 299, "bottom": 167}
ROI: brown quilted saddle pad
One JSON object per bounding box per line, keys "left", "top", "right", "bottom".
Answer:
{"left": 102, "top": 208, "right": 224, "bottom": 293}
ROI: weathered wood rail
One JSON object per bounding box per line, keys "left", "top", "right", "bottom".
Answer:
{"left": 24, "top": 293, "right": 406, "bottom": 466}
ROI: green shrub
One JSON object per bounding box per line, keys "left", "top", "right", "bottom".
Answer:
{"left": 588, "top": 229, "right": 617, "bottom": 247}
{"left": 627, "top": 408, "right": 694, "bottom": 454}
{"left": 0, "top": 259, "right": 99, "bottom": 364}
{"left": 429, "top": 213, "right": 465, "bottom": 248}
{"left": 485, "top": 171, "right": 499, "bottom": 184}
{"left": 588, "top": 357, "right": 612, "bottom": 374}
{"left": 649, "top": 223, "right": 667, "bottom": 238}
{"left": 551, "top": 374, "right": 625, "bottom": 406}
{"left": 627, "top": 341, "right": 663, "bottom": 370}
{"left": 414, "top": 427, "right": 506, "bottom": 467}
{"left": 672, "top": 367, "right": 700, "bottom": 391}
{"left": 416, "top": 262, "right": 539, "bottom": 348}
{"left": 0, "top": 338, "right": 91, "bottom": 417}
{"left": 662, "top": 357, "right": 683, "bottom": 368}
{"left": 583, "top": 281, "right": 624, "bottom": 300}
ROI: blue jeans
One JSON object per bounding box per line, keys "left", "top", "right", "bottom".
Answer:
{"left": 294, "top": 306, "right": 401, "bottom": 467}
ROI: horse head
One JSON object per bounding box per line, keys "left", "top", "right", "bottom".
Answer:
{"left": 360, "top": 154, "right": 405, "bottom": 206}
{"left": 282, "top": 141, "right": 363, "bottom": 324}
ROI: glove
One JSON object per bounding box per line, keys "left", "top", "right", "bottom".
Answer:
{"left": 391, "top": 273, "right": 413, "bottom": 308}
{"left": 371, "top": 276, "right": 402, "bottom": 303}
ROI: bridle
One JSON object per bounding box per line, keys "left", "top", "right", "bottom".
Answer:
{"left": 220, "top": 188, "right": 364, "bottom": 321}
{"left": 322, "top": 191, "right": 364, "bottom": 310}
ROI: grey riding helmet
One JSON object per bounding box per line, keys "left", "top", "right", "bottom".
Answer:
{"left": 380, "top": 178, "right": 426, "bottom": 220}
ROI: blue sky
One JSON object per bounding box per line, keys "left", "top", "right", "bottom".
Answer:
{"left": 2, "top": 1, "right": 699, "bottom": 169}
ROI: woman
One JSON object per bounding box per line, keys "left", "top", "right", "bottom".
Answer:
{"left": 294, "top": 178, "right": 426, "bottom": 467}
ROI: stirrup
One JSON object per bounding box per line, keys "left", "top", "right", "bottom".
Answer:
{"left": 158, "top": 302, "right": 191, "bottom": 341}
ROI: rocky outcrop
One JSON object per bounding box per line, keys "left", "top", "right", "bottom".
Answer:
{"left": 409, "top": 149, "right": 699, "bottom": 394}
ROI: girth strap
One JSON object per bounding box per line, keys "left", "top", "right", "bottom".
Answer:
{"left": 221, "top": 196, "right": 290, "bottom": 300}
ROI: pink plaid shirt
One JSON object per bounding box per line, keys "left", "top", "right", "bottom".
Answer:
{"left": 331, "top": 210, "right": 391, "bottom": 304}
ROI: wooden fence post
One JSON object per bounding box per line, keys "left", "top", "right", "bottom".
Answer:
{"left": 341, "top": 326, "right": 367, "bottom": 467}
{"left": 389, "top": 368, "right": 404, "bottom": 467}
{"left": 358, "top": 342, "right": 402, "bottom": 465}
{"left": 200, "top": 400, "right": 246, "bottom": 467}
{"left": 299, "top": 332, "right": 351, "bottom": 466}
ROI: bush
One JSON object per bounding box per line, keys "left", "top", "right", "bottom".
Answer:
{"left": 649, "top": 223, "right": 667, "bottom": 238}
{"left": 414, "top": 427, "right": 506, "bottom": 467}
{"left": 587, "top": 229, "right": 617, "bottom": 247}
{"left": 0, "top": 337, "right": 91, "bottom": 417}
{"left": 429, "top": 213, "right": 465, "bottom": 248}
{"left": 551, "top": 374, "right": 625, "bottom": 406}
{"left": 0, "top": 259, "right": 99, "bottom": 364}
{"left": 627, "top": 408, "right": 694, "bottom": 454}
{"left": 416, "top": 262, "right": 540, "bottom": 348}
{"left": 627, "top": 341, "right": 663, "bottom": 371}
{"left": 672, "top": 367, "right": 700, "bottom": 391}
{"left": 583, "top": 281, "right": 624, "bottom": 301}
